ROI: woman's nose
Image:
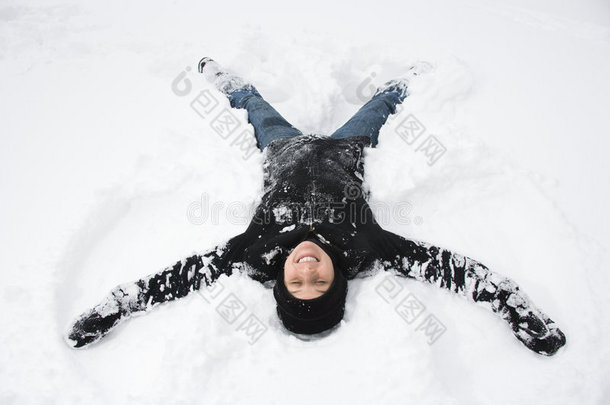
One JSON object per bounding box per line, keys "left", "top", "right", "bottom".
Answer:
{"left": 298, "top": 262, "right": 318, "bottom": 272}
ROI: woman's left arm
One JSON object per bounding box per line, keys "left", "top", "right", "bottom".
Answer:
{"left": 376, "top": 229, "right": 567, "bottom": 356}
{"left": 65, "top": 235, "right": 246, "bottom": 348}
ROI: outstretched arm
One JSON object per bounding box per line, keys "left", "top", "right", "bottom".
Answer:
{"left": 65, "top": 235, "right": 246, "bottom": 348}
{"left": 376, "top": 230, "right": 566, "bottom": 356}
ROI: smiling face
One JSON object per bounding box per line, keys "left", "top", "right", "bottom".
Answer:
{"left": 283, "top": 241, "right": 335, "bottom": 300}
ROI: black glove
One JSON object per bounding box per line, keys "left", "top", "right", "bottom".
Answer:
{"left": 511, "top": 309, "right": 566, "bottom": 356}
{"left": 65, "top": 286, "right": 137, "bottom": 348}
{"left": 495, "top": 283, "right": 567, "bottom": 356}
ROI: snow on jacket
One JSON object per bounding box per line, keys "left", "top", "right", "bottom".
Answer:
{"left": 66, "top": 134, "right": 566, "bottom": 356}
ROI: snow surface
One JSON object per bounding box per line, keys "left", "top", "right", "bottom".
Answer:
{"left": 1, "top": 0, "right": 609, "bottom": 403}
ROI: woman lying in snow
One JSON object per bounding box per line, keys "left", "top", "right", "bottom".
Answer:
{"left": 65, "top": 57, "right": 566, "bottom": 356}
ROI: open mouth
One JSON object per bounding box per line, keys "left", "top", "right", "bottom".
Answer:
{"left": 297, "top": 255, "right": 319, "bottom": 264}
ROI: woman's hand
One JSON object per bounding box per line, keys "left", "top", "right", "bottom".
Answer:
{"left": 64, "top": 286, "right": 136, "bottom": 348}
{"left": 510, "top": 307, "right": 567, "bottom": 356}
{"left": 494, "top": 281, "right": 566, "bottom": 356}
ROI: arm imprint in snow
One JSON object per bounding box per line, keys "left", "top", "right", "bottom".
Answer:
{"left": 64, "top": 240, "right": 239, "bottom": 349}
{"left": 376, "top": 230, "right": 567, "bottom": 356}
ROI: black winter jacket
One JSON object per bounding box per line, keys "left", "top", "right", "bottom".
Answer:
{"left": 66, "top": 134, "right": 566, "bottom": 355}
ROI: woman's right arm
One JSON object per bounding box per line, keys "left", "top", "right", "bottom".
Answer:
{"left": 375, "top": 229, "right": 567, "bottom": 356}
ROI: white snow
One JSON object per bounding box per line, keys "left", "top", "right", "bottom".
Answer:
{"left": 261, "top": 246, "right": 282, "bottom": 265}
{"left": 1, "top": 0, "right": 609, "bottom": 403}
{"left": 279, "top": 224, "right": 296, "bottom": 233}
{"left": 272, "top": 205, "right": 293, "bottom": 223}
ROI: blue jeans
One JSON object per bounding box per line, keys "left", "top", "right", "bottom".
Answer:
{"left": 228, "top": 87, "right": 405, "bottom": 150}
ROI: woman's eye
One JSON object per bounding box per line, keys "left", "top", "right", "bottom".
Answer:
{"left": 317, "top": 281, "right": 326, "bottom": 285}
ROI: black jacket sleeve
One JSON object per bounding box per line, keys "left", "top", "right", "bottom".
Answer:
{"left": 375, "top": 229, "right": 566, "bottom": 356}
{"left": 65, "top": 234, "right": 247, "bottom": 348}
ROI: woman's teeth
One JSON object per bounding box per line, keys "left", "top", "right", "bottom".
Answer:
{"left": 298, "top": 256, "right": 318, "bottom": 263}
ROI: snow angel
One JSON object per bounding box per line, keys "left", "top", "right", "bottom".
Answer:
{"left": 65, "top": 57, "right": 567, "bottom": 356}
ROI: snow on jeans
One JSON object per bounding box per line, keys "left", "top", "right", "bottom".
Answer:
{"left": 228, "top": 86, "right": 404, "bottom": 150}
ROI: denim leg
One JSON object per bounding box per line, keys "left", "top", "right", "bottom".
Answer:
{"left": 228, "top": 87, "right": 304, "bottom": 151}
{"left": 330, "top": 91, "right": 404, "bottom": 147}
